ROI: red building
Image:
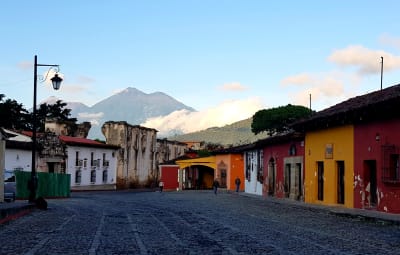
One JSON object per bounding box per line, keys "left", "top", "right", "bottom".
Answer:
{"left": 159, "top": 163, "right": 179, "bottom": 191}
{"left": 354, "top": 118, "right": 400, "bottom": 213}
{"left": 257, "top": 132, "right": 305, "bottom": 200}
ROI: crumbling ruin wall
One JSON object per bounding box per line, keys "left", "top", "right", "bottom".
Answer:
{"left": 102, "top": 121, "right": 157, "bottom": 189}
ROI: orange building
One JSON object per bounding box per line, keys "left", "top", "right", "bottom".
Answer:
{"left": 214, "top": 150, "right": 245, "bottom": 191}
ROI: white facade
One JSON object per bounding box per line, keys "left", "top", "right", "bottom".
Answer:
{"left": 5, "top": 148, "right": 31, "bottom": 172}
{"left": 3, "top": 129, "right": 32, "bottom": 172}
{"left": 244, "top": 150, "right": 263, "bottom": 196}
{"left": 66, "top": 145, "right": 118, "bottom": 191}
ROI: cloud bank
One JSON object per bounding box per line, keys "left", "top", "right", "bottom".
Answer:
{"left": 282, "top": 38, "right": 400, "bottom": 110}
{"left": 141, "top": 97, "right": 264, "bottom": 137}
{"left": 78, "top": 112, "right": 104, "bottom": 126}
{"left": 328, "top": 45, "right": 400, "bottom": 74}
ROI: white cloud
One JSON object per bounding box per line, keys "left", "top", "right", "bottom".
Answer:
{"left": 78, "top": 112, "right": 104, "bottom": 126}
{"left": 328, "top": 45, "right": 400, "bottom": 74}
{"left": 219, "top": 82, "right": 248, "bottom": 91}
{"left": 282, "top": 71, "right": 359, "bottom": 111}
{"left": 141, "top": 97, "right": 264, "bottom": 136}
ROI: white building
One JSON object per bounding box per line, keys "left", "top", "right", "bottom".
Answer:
{"left": 244, "top": 149, "right": 263, "bottom": 196}
{"left": 59, "top": 136, "right": 119, "bottom": 191}
{"left": 4, "top": 129, "right": 32, "bottom": 173}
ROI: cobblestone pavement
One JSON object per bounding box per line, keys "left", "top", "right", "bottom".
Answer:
{"left": 1, "top": 190, "right": 399, "bottom": 255}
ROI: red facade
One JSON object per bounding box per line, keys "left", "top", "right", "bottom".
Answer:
{"left": 262, "top": 139, "right": 305, "bottom": 199}
{"left": 159, "top": 165, "right": 179, "bottom": 191}
{"left": 354, "top": 119, "right": 400, "bottom": 213}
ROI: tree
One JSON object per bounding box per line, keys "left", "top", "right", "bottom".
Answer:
{"left": 0, "top": 95, "right": 31, "bottom": 130}
{"left": 251, "top": 104, "right": 312, "bottom": 135}
{"left": 35, "top": 100, "right": 77, "bottom": 132}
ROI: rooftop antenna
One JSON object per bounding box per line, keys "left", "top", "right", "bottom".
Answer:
{"left": 381, "top": 56, "right": 383, "bottom": 90}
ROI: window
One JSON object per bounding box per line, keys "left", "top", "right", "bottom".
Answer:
{"left": 102, "top": 170, "right": 108, "bottom": 183}
{"left": 90, "top": 152, "right": 94, "bottom": 167}
{"left": 75, "top": 151, "right": 80, "bottom": 166}
{"left": 75, "top": 170, "right": 81, "bottom": 184}
{"left": 91, "top": 170, "right": 96, "bottom": 183}
{"left": 382, "top": 145, "right": 400, "bottom": 183}
{"left": 389, "top": 154, "right": 400, "bottom": 181}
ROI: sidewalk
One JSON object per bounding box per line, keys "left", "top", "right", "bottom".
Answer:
{"left": 235, "top": 191, "right": 400, "bottom": 225}
{"left": 0, "top": 200, "right": 36, "bottom": 224}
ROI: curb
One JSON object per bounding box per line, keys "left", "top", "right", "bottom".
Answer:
{"left": 0, "top": 204, "right": 36, "bottom": 224}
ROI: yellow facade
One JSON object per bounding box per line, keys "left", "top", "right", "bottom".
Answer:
{"left": 305, "top": 125, "right": 354, "bottom": 208}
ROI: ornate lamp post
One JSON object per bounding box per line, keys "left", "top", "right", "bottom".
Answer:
{"left": 29, "top": 55, "right": 63, "bottom": 203}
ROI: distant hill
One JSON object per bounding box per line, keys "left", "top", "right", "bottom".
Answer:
{"left": 169, "top": 118, "right": 269, "bottom": 146}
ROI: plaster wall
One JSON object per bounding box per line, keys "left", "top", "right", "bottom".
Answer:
{"left": 263, "top": 140, "right": 304, "bottom": 199}
{"left": 354, "top": 119, "right": 400, "bottom": 213}
{"left": 67, "top": 145, "right": 117, "bottom": 190}
{"left": 305, "top": 125, "right": 354, "bottom": 208}
{"left": 244, "top": 150, "right": 263, "bottom": 196}
{"left": 102, "top": 122, "right": 157, "bottom": 188}
{"left": 5, "top": 148, "right": 31, "bottom": 172}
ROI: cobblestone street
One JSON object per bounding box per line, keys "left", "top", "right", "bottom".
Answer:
{"left": 1, "top": 191, "right": 399, "bottom": 255}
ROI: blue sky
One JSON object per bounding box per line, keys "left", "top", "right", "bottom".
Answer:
{"left": 2, "top": 1, "right": 400, "bottom": 134}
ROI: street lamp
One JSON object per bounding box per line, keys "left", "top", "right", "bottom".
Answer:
{"left": 29, "top": 55, "right": 63, "bottom": 203}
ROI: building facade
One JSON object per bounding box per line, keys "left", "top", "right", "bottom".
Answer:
{"left": 215, "top": 153, "right": 244, "bottom": 191}
{"left": 60, "top": 136, "right": 119, "bottom": 191}
{"left": 102, "top": 121, "right": 158, "bottom": 188}
{"left": 292, "top": 83, "right": 400, "bottom": 213}
{"left": 259, "top": 132, "right": 305, "bottom": 200}
{"left": 354, "top": 119, "right": 400, "bottom": 213}
{"left": 304, "top": 126, "right": 354, "bottom": 208}
{"left": 243, "top": 146, "right": 263, "bottom": 196}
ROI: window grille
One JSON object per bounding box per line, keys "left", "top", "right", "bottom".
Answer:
{"left": 91, "top": 170, "right": 96, "bottom": 183}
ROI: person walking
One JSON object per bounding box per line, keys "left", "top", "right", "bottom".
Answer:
{"left": 159, "top": 181, "right": 164, "bottom": 192}
{"left": 235, "top": 177, "right": 241, "bottom": 192}
{"left": 212, "top": 179, "right": 220, "bottom": 195}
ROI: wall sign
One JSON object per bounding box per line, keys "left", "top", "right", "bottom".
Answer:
{"left": 325, "top": 143, "right": 333, "bottom": 159}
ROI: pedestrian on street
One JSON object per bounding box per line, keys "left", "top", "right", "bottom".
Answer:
{"left": 235, "top": 177, "right": 241, "bottom": 192}
{"left": 159, "top": 181, "right": 164, "bottom": 192}
{"left": 213, "top": 179, "right": 220, "bottom": 195}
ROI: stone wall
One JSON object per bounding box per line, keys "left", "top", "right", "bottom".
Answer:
{"left": 102, "top": 121, "right": 158, "bottom": 189}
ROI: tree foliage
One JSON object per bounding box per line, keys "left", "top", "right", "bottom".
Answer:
{"left": 251, "top": 104, "right": 312, "bottom": 135}
{"left": 0, "top": 95, "right": 76, "bottom": 132}
{"left": 36, "top": 100, "right": 77, "bottom": 132}
{"left": 0, "top": 94, "right": 31, "bottom": 130}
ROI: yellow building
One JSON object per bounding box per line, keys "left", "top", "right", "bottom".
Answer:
{"left": 305, "top": 125, "right": 354, "bottom": 208}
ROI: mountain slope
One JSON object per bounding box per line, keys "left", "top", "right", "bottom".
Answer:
{"left": 66, "top": 87, "right": 195, "bottom": 139}
{"left": 169, "top": 118, "right": 269, "bottom": 146}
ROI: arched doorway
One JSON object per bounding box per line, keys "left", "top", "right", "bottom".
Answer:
{"left": 176, "top": 156, "right": 216, "bottom": 190}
